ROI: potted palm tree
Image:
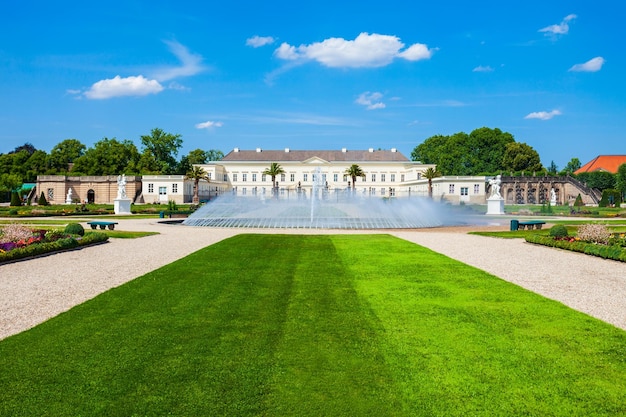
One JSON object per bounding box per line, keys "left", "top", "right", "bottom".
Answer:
{"left": 345, "top": 164, "right": 365, "bottom": 194}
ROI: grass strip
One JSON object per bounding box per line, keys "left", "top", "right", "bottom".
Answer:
{"left": 1, "top": 234, "right": 625, "bottom": 416}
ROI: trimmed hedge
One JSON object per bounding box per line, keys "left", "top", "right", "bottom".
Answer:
{"left": 525, "top": 234, "right": 626, "bottom": 262}
{"left": 0, "top": 232, "right": 109, "bottom": 264}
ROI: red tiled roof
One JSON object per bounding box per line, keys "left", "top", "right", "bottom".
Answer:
{"left": 221, "top": 149, "right": 410, "bottom": 163}
{"left": 575, "top": 155, "right": 626, "bottom": 174}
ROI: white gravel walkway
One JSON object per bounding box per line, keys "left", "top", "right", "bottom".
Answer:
{"left": 1, "top": 219, "right": 625, "bottom": 340}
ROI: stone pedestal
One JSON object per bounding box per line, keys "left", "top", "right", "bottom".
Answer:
{"left": 486, "top": 197, "right": 505, "bottom": 215}
{"left": 114, "top": 198, "right": 132, "bottom": 215}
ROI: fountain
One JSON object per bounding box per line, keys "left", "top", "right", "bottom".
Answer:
{"left": 183, "top": 178, "right": 473, "bottom": 229}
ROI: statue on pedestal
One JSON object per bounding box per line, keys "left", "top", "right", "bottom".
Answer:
{"left": 117, "top": 174, "right": 127, "bottom": 199}
{"left": 488, "top": 175, "right": 502, "bottom": 199}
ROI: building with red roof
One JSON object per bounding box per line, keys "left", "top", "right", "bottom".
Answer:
{"left": 575, "top": 155, "right": 626, "bottom": 174}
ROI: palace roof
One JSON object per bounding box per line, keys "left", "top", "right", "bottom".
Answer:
{"left": 221, "top": 148, "right": 410, "bottom": 163}
{"left": 575, "top": 155, "right": 626, "bottom": 174}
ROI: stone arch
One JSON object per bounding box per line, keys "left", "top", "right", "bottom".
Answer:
{"left": 87, "top": 189, "right": 95, "bottom": 204}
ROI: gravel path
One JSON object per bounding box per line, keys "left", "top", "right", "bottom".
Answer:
{"left": 1, "top": 219, "right": 625, "bottom": 340}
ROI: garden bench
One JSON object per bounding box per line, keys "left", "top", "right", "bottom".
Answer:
{"left": 511, "top": 220, "right": 546, "bottom": 231}
{"left": 87, "top": 221, "right": 118, "bottom": 230}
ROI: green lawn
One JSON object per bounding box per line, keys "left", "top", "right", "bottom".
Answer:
{"left": 1, "top": 234, "right": 625, "bottom": 416}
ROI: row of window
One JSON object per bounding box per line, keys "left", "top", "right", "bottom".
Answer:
{"left": 236, "top": 187, "right": 397, "bottom": 196}
{"left": 147, "top": 184, "right": 177, "bottom": 194}
{"left": 227, "top": 173, "right": 405, "bottom": 183}
{"left": 450, "top": 184, "right": 481, "bottom": 195}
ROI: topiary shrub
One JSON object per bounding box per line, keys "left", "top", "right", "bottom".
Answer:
{"left": 37, "top": 192, "right": 49, "bottom": 206}
{"left": 549, "top": 225, "right": 568, "bottom": 238}
{"left": 10, "top": 191, "right": 22, "bottom": 207}
{"left": 64, "top": 222, "right": 85, "bottom": 236}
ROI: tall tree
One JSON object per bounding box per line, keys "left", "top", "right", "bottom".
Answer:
{"left": 263, "top": 162, "right": 285, "bottom": 195}
{"left": 617, "top": 163, "right": 626, "bottom": 201}
{"left": 140, "top": 128, "right": 182, "bottom": 174}
{"left": 72, "top": 138, "right": 141, "bottom": 175}
{"left": 185, "top": 165, "right": 210, "bottom": 204}
{"left": 502, "top": 142, "right": 543, "bottom": 173}
{"left": 48, "top": 139, "right": 86, "bottom": 173}
{"left": 563, "top": 157, "right": 582, "bottom": 174}
{"left": 547, "top": 160, "right": 558, "bottom": 175}
{"left": 423, "top": 167, "right": 441, "bottom": 198}
{"left": 345, "top": 164, "right": 365, "bottom": 192}
{"left": 177, "top": 148, "right": 224, "bottom": 174}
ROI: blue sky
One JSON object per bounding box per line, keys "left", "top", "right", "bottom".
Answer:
{"left": 1, "top": 1, "right": 624, "bottom": 169}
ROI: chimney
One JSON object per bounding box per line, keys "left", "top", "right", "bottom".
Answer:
{"left": 234, "top": 147, "right": 240, "bottom": 152}
{"left": 285, "top": 148, "right": 290, "bottom": 152}
{"left": 341, "top": 148, "right": 347, "bottom": 153}
{"left": 391, "top": 148, "right": 397, "bottom": 153}
{"left": 368, "top": 148, "right": 374, "bottom": 153}
{"left": 256, "top": 148, "right": 262, "bottom": 153}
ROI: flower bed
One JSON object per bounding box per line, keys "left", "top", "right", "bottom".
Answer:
{"left": 0, "top": 223, "right": 109, "bottom": 264}
{"left": 525, "top": 233, "right": 626, "bottom": 262}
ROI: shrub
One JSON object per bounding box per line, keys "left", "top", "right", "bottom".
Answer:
{"left": 44, "top": 229, "right": 67, "bottom": 242}
{"left": 8, "top": 209, "right": 18, "bottom": 215}
{"left": 10, "top": 191, "right": 22, "bottom": 207}
{"left": 576, "top": 223, "right": 611, "bottom": 245}
{"left": 37, "top": 192, "right": 49, "bottom": 206}
{"left": 549, "top": 225, "right": 568, "bottom": 238}
{"left": 64, "top": 223, "right": 85, "bottom": 236}
{"left": 599, "top": 189, "right": 622, "bottom": 207}
{"left": 168, "top": 200, "right": 178, "bottom": 211}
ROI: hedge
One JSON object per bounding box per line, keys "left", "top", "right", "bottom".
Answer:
{"left": 525, "top": 234, "right": 626, "bottom": 262}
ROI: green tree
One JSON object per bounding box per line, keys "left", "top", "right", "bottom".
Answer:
{"left": 411, "top": 127, "right": 515, "bottom": 175}
{"left": 185, "top": 165, "right": 210, "bottom": 204}
{"left": 72, "top": 138, "right": 141, "bottom": 175}
{"left": 423, "top": 167, "right": 441, "bottom": 198}
{"left": 563, "top": 157, "right": 582, "bottom": 175}
{"left": 140, "top": 128, "right": 182, "bottom": 174}
{"left": 547, "top": 161, "right": 558, "bottom": 175}
{"left": 177, "top": 149, "right": 224, "bottom": 174}
{"left": 263, "top": 162, "right": 285, "bottom": 196}
{"left": 502, "top": 142, "right": 543, "bottom": 173}
{"left": 616, "top": 163, "right": 626, "bottom": 201}
{"left": 10, "top": 191, "right": 22, "bottom": 207}
{"left": 47, "top": 139, "right": 86, "bottom": 173}
{"left": 37, "top": 191, "right": 49, "bottom": 206}
{"left": 577, "top": 171, "right": 616, "bottom": 191}
{"left": 345, "top": 164, "right": 365, "bottom": 192}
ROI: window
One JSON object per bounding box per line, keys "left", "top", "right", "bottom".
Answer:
{"left": 207, "top": 172, "right": 212, "bottom": 180}
{"left": 381, "top": 174, "right": 386, "bottom": 182}
{"left": 303, "top": 173, "right": 308, "bottom": 182}
{"left": 461, "top": 187, "right": 468, "bottom": 196}
{"left": 262, "top": 174, "right": 267, "bottom": 182}
{"left": 281, "top": 174, "right": 285, "bottom": 182}
{"left": 47, "top": 188, "right": 54, "bottom": 200}
{"left": 361, "top": 175, "right": 365, "bottom": 182}
{"left": 449, "top": 184, "right": 455, "bottom": 194}
{"left": 252, "top": 174, "right": 257, "bottom": 182}
{"left": 417, "top": 173, "right": 422, "bottom": 180}
{"left": 148, "top": 183, "right": 154, "bottom": 193}
{"left": 401, "top": 174, "right": 405, "bottom": 182}
{"left": 389, "top": 188, "right": 395, "bottom": 197}
{"left": 290, "top": 173, "right": 295, "bottom": 182}
{"left": 390, "top": 174, "right": 395, "bottom": 182}
{"left": 333, "top": 174, "right": 338, "bottom": 182}
{"left": 343, "top": 175, "right": 348, "bottom": 182}
{"left": 371, "top": 174, "right": 376, "bottom": 182}
{"left": 233, "top": 174, "right": 238, "bottom": 182}
{"left": 242, "top": 188, "right": 247, "bottom": 195}
{"left": 223, "top": 174, "right": 228, "bottom": 181}
{"left": 242, "top": 173, "right": 247, "bottom": 182}
{"left": 474, "top": 184, "right": 480, "bottom": 194}
{"left": 381, "top": 188, "right": 386, "bottom": 195}
{"left": 159, "top": 186, "right": 167, "bottom": 196}
{"left": 172, "top": 184, "right": 178, "bottom": 193}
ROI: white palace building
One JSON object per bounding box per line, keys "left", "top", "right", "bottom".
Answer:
{"left": 183, "top": 147, "right": 487, "bottom": 205}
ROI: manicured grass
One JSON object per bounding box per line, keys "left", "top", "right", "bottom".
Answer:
{"left": 1, "top": 234, "right": 625, "bottom": 416}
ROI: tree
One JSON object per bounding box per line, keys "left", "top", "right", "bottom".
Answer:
{"left": 72, "top": 138, "right": 141, "bottom": 175}
{"left": 37, "top": 191, "right": 49, "bottom": 206}
{"left": 564, "top": 158, "right": 582, "bottom": 175}
{"left": 10, "top": 191, "right": 22, "bottom": 207}
{"left": 423, "top": 167, "right": 441, "bottom": 198}
{"left": 577, "top": 171, "right": 616, "bottom": 191}
{"left": 9, "top": 143, "right": 37, "bottom": 155}
{"left": 547, "top": 160, "right": 558, "bottom": 175}
{"left": 616, "top": 163, "right": 626, "bottom": 201}
{"left": 263, "top": 162, "right": 285, "bottom": 195}
{"left": 502, "top": 142, "right": 543, "bottom": 173}
{"left": 185, "top": 165, "right": 209, "bottom": 204}
{"left": 140, "top": 128, "right": 182, "bottom": 174}
{"left": 345, "top": 164, "right": 365, "bottom": 193}
{"left": 411, "top": 127, "right": 515, "bottom": 175}
{"left": 48, "top": 139, "right": 86, "bottom": 173}
{"left": 177, "top": 149, "right": 224, "bottom": 174}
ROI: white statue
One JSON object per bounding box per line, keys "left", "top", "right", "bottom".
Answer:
{"left": 117, "top": 174, "right": 127, "bottom": 199}
{"left": 488, "top": 175, "right": 502, "bottom": 199}
{"left": 550, "top": 188, "right": 557, "bottom": 205}
{"left": 65, "top": 188, "right": 73, "bottom": 204}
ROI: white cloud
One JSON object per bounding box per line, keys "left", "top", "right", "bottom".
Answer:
{"left": 151, "top": 40, "right": 205, "bottom": 82}
{"left": 524, "top": 109, "right": 562, "bottom": 120}
{"left": 539, "top": 14, "right": 577, "bottom": 36}
{"left": 246, "top": 35, "right": 275, "bottom": 47}
{"left": 274, "top": 33, "right": 434, "bottom": 68}
{"left": 195, "top": 121, "right": 224, "bottom": 129}
{"left": 569, "top": 56, "right": 605, "bottom": 72}
{"left": 355, "top": 91, "right": 386, "bottom": 110}
{"left": 84, "top": 75, "right": 163, "bottom": 99}
{"left": 472, "top": 65, "right": 494, "bottom": 72}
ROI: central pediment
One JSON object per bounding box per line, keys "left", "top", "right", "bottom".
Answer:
{"left": 302, "top": 156, "right": 330, "bottom": 164}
